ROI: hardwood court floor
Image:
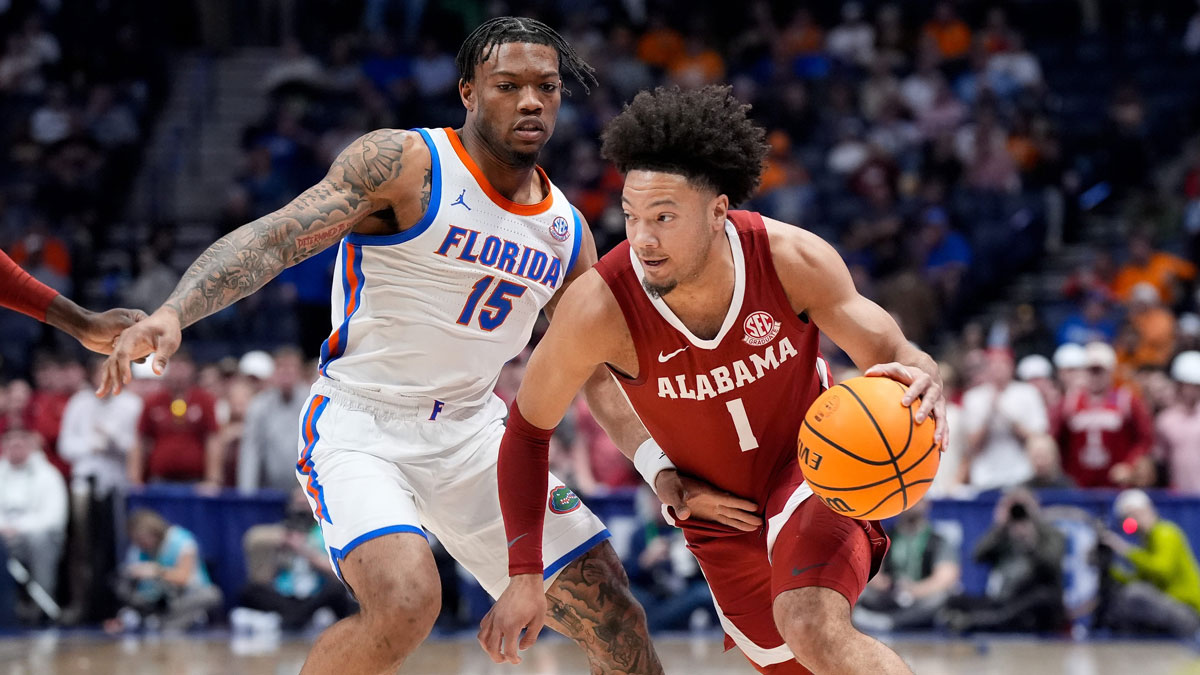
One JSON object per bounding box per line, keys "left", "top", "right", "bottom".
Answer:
{"left": 1, "top": 632, "right": 1198, "bottom": 675}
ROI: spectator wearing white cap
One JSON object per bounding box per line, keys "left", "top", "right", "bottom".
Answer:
{"left": 1099, "top": 489, "right": 1200, "bottom": 638}
{"left": 1155, "top": 352, "right": 1200, "bottom": 494}
{"left": 1017, "top": 354, "right": 1062, "bottom": 430}
{"left": 1057, "top": 342, "right": 1154, "bottom": 488}
{"left": 1053, "top": 342, "right": 1088, "bottom": 394}
{"left": 961, "top": 348, "right": 1049, "bottom": 490}
{"left": 238, "top": 347, "right": 311, "bottom": 493}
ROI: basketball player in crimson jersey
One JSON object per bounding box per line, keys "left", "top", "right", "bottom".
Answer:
{"left": 486, "top": 86, "right": 947, "bottom": 674}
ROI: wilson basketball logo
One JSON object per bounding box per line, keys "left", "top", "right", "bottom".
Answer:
{"left": 549, "top": 216, "right": 570, "bottom": 242}
{"left": 548, "top": 485, "right": 581, "bottom": 514}
{"left": 743, "top": 311, "right": 780, "bottom": 346}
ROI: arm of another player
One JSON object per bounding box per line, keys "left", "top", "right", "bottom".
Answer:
{"left": 547, "top": 210, "right": 761, "bottom": 528}
{"left": 1, "top": 249, "right": 146, "bottom": 353}
{"left": 98, "top": 130, "right": 421, "bottom": 395}
{"left": 765, "top": 218, "right": 947, "bottom": 447}
{"left": 482, "top": 271, "right": 617, "bottom": 665}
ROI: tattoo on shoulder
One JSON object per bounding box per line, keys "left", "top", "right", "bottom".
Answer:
{"left": 340, "top": 130, "right": 406, "bottom": 193}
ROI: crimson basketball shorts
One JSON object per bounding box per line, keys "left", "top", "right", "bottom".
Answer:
{"left": 675, "top": 481, "right": 889, "bottom": 672}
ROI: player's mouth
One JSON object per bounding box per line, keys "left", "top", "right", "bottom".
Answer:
{"left": 640, "top": 257, "right": 668, "bottom": 269}
{"left": 513, "top": 118, "right": 545, "bottom": 141}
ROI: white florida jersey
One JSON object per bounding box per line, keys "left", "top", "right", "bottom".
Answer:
{"left": 317, "top": 127, "right": 583, "bottom": 408}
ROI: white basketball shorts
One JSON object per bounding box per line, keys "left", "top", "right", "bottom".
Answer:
{"left": 294, "top": 378, "right": 609, "bottom": 598}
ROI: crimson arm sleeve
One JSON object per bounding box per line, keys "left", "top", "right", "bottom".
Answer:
{"left": 498, "top": 401, "right": 554, "bottom": 576}
{"left": 0, "top": 249, "right": 59, "bottom": 321}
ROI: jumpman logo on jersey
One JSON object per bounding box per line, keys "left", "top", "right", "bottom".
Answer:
{"left": 452, "top": 189, "right": 471, "bottom": 210}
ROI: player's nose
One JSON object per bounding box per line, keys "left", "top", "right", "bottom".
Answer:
{"left": 518, "top": 86, "right": 543, "bottom": 114}
{"left": 627, "top": 222, "right": 657, "bottom": 248}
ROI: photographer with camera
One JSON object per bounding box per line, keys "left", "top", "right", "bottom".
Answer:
{"left": 1098, "top": 489, "right": 1200, "bottom": 639}
{"left": 940, "top": 488, "right": 1067, "bottom": 633}
{"left": 854, "top": 500, "right": 962, "bottom": 632}
{"left": 232, "top": 488, "right": 355, "bottom": 633}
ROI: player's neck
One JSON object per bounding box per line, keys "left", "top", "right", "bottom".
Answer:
{"left": 660, "top": 231, "right": 736, "bottom": 336}
{"left": 455, "top": 126, "right": 545, "bottom": 204}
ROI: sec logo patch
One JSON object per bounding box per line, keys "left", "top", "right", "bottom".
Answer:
{"left": 743, "top": 311, "right": 780, "bottom": 346}
{"left": 550, "top": 216, "right": 570, "bottom": 242}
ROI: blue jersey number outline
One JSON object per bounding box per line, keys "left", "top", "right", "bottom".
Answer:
{"left": 456, "top": 275, "right": 528, "bottom": 331}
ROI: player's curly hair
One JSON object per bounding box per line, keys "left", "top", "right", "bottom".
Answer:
{"left": 456, "top": 16, "right": 596, "bottom": 95}
{"left": 600, "top": 85, "right": 769, "bottom": 206}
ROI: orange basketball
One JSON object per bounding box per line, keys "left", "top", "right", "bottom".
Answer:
{"left": 797, "top": 376, "right": 940, "bottom": 520}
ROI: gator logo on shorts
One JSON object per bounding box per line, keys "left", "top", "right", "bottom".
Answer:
{"left": 548, "top": 485, "right": 581, "bottom": 514}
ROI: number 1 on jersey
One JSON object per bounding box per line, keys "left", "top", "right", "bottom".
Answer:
{"left": 457, "top": 275, "right": 527, "bottom": 332}
{"left": 725, "top": 398, "right": 759, "bottom": 451}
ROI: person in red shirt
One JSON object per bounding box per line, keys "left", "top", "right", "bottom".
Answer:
{"left": 128, "top": 351, "right": 221, "bottom": 488}
{"left": 486, "top": 86, "right": 945, "bottom": 674}
{"left": 1057, "top": 342, "right": 1154, "bottom": 488}
{"left": 1, "top": 249, "right": 143, "bottom": 354}
{"left": 25, "top": 356, "right": 87, "bottom": 478}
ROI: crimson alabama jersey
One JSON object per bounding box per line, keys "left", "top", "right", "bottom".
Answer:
{"left": 595, "top": 210, "right": 830, "bottom": 516}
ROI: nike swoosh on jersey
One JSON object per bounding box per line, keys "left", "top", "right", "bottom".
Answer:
{"left": 657, "top": 346, "right": 689, "bottom": 363}
{"left": 507, "top": 533, "right": 529, "bottom": 548}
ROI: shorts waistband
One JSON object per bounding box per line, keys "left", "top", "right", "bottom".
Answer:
{"left": 310, "top": 378, "right": 494, "bottom": 422}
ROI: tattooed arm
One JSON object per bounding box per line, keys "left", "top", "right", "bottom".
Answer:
{"left": 97, "top": 129, "right": 427, "bottom": 395}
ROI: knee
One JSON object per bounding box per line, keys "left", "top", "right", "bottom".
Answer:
{"left": 360, "top": 579, "right": 441, "bottom": 656}
{"left": 773, "top": 589, "right": 851, "bottom": 666}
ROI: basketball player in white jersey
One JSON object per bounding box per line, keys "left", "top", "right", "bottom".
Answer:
{"left": 96, "top": 18, "right": 759, "bottom": 675}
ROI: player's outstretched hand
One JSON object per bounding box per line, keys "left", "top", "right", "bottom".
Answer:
{"left": 655, "top": 469, "right": 762, "bottom": 531}
{"left": 96, "top": 308, "right": 183, "bottom": 397}
{"left": 478, "top": 574, "right": 545, "bottom": 665}
{"left": 864, "top": 362, "right": 948, "bottom": 449}
{"left": 72, "top": 306, "right": 149, "bottom": 354}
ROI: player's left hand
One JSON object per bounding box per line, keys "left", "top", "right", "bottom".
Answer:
{"left": 865, "top": 362, "right": 948, "bottom": 449}
{"left": 478, "top": 573, "right": 545, "bottom": 664}
{"left": 655, "top": 469, "right": 762, "bottom": 531}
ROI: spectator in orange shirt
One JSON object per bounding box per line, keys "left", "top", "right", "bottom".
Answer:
{"left": 667, "top": 34, "right": 725, "bottom": 87}
{"left": 1120, "top": 283, "right": 1177, "bottom": 369}
{"left": 1110, "top": 233, "right": 1197, "bottom": 305}
{"left": 779, "top": 8, "right": 824, "bottom": 58}
{"left": 636, "top": 14, "right": 685, "bottom": 70}
{"left": 923, "top": 1, "right": 972, "bottom": 62}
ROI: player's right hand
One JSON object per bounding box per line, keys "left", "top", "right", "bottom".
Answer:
{"left": 96, "top": 308, "right": 183, "bottom": 397}
{"left": 655, "top": 469, "right": 762, "bottom": 531}
{"left": 478, "top": 573, "right": 545, "bottom": 665}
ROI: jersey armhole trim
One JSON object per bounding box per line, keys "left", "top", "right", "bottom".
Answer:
{"left": 749, "top": 214, "right": 813, "bottom": 335}
{"left": 566, "top": 207, "right": 583, "bottom": 277}
{"left": 344, "top": 128, "right": 442, "bottom": 246}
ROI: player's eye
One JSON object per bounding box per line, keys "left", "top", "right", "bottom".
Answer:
{"left": 658, "top": 214, "right": 674, "bottom": 222}
{"left": 497, "top": 83, "right": 514, "bottom": 91}
{"left": 541, "top": 83, "right": 558, "bottom": 93}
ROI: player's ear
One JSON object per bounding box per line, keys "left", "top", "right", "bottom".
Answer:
{"left": 710, "top": 193, "right": 729, "bottom": 229}
{"left": 459, "top": 78, "right": 475, "bottom": 112}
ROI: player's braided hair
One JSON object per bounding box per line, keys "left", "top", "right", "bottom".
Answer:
{"left": 600, "top": 85, "right": 769, "bottom": 206}
{"left": 456, "top": 16, "right": 597, "bottom": 95}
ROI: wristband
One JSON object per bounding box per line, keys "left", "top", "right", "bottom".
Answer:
{"left": 633, "top": 438, "right": 676, "bottom": 495}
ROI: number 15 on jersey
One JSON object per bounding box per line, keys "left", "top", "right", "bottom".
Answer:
{"left": 457, "top": 275, "right": 527, "bottom": 332}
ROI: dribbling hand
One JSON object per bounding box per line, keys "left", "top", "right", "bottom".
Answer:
{"left": 864, "top": 362, "right": 949, "bottom": 449}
